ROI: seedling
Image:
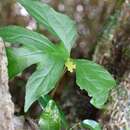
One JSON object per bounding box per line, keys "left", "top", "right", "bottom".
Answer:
{"left": 0, "top": 0, "right": 116, "bottom": 129}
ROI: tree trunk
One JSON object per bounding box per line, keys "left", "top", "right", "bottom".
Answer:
{"left": 93, "top": 0, "right": 130, "bottom": 129}
{"left": 100, "top": 71, "right": 130, "bottom": 130}
{"left": 0, "top": 38, "right": 14, "bottom": 130}
{"left": 0, "top": 38, "right": 33, "bottom": 130}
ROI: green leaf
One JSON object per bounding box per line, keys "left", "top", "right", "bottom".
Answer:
{"left": 39, "top": 97, "right": 68, "bottom": 129}
{"left": 0, "top": 26, "right": 56, "bottom": 52}
{"left": 0, "top": 26, "right": 68, "bottom": 60}
{"left": 81, "top": 119, "right": 101, "bottom": 130}
{"left": 0, "top": 25, "right": 67, "bottom": 111}
{"left": 75, "top": 59, "right": 116, "bottom": 108}
{"left": 18, "top": 0, "right": 78, "bottom": 53}
{"left": 39, "top": 95, "right": 51, "bottom": 108}
{"left": 39, "top": 100, "right": 67, "bottom": 130}
{"left": 6, "top": 47, "right": 47, "bottom": 79}
{"left": 24, "top": 57, "right": 64, "bottom": 112}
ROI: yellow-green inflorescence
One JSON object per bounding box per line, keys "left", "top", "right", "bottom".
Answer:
{"left": 65, "top": 58, "right": 76, "bottom": 73}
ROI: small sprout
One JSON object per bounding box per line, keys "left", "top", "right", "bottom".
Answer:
{"left": 65, "top": 58, "right": 76, "bottom": 73}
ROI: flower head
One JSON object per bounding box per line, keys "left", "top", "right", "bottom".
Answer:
{"left": 65, "top": 58, "right": 76, "bottom": 73}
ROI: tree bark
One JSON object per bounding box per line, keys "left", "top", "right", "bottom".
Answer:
{"left": 0, "top": 38, "right": 14, "bottom": 130}
{"left": 0, "top": 38, "right": 33, "bottom": 130}
{"left": 93, "top": 0, "right": 130, "bottom": 129}
{"left": 100, "top": 71, "right": 130, "bottom": 130}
